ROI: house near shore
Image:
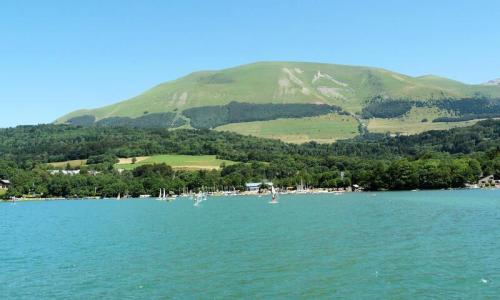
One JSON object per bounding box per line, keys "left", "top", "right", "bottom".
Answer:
{"left": 245, "top": 182, "right": 273, "bottom": 192}
{"left": 352, "top": 184, "right": 363, "bottom": 191}
{"left": 0, "top": 179, "right": 11, "bottom": 190}
{"left": 478, "top": 175, "right": 499, "bottom": 188}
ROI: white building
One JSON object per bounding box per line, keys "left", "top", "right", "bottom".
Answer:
{"left": 478, "top": 175, "right": 499, "bottom": 187}
{"left": 49, "top": 170, "right": 81, "bottom": 176}
{"left": 0, "top": 179, "right": 10, "bottom": 190}
{"left": 245, "top": 181, "right": 273, "bottom": 192}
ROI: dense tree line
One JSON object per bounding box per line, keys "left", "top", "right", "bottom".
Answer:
{"left": 0, "top": 120, "right": 499, "bottom": 198}
{"left": 3, "top": 119, "right": 498, "bottom": 166}
{"left": 0, "top": 120, "right": 497, "bottom": 164}
{"left": 432, "top": 97, "right": 500, "bottom": 121}
{"left": 361, "top": 96, "right": 500, "bottom": 120}
{"left": 182, "top": 101, "right": 341, "bottom": 129}
{"left": 64, "top": 96, "right": 500, "bottom": 130}
{"left": 361, "top": 98, "right": 423, "bottom": 118}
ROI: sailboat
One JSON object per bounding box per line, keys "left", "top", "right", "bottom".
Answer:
{"left": 269, "top": 185, "right": 278, "bottom": 204}
{"left": 194, "top": 191, "right": 203, "bottom": 206}
{"left": 296, "top": 179, "right": 306, "bottom": 194}
{"left": 156, "top": 188, "right": 167, "bottom": 201}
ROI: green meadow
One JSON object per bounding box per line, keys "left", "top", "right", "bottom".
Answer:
{"left": 215, "top": 113, "right": 359, "bottom": 143}
{"left": 115, "top": 154, "right": 235, "bottom": 170}
{"left": 366, "top": 107, "right": 483, "bottom": 135}
{"left": 48, "top": 159, "right": 87, "bottom": 168}
{"left": 48, "top": 155, "right": 235, "bottom": 171}
{"left": 367, "top": 118, "right": 482, "bottom": 135}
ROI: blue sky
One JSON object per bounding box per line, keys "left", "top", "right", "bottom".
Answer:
{"left": 1, "top": 0, "right": 499, "bottom": 127}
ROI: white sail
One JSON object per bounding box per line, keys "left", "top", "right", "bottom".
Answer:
{"left": 270, "top": 185, "right": 278, "bottom": 203}
{"left": 194, "top": 191, "right": 202, "bottom": 206}
{"left": 157, "top": 188, "right": 167, "bottom": 200}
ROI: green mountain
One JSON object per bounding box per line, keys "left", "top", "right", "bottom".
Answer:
{"left": 56, "top": 62, "right": 500, "bottom": 142}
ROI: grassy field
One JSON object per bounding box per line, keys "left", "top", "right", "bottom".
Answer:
{"left": 215, "top": 113, "right": 360, "bottom": 144}
{"left": 115, "top": 154, "right": 235, "bottom": 170}
{"left": 366, "top": 106, "right": 484, "bottom": 135}
{"left": 0, "top": 189, "right": 6, "bottom": 197}
{"left": 48, "top": 155, "right": 236, "bottom": 171}
{"left": 48, "top": 159, "right": 87, "bottom": 168}
{"left": 367, "top": 118, "right": 482, "bottom": 135}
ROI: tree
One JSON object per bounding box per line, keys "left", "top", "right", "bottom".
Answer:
{"left": 387, "top": 160, "right": 418, "bottom": 190}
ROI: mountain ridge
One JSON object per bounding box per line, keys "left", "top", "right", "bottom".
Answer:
{"left": 484, "top": 78, "right": 500, "bottom": 86}
{"left": 55, "top": 61, "right": 500, "bottom": 142}
{"left": 57, "top": 61, "right": 500, "bottom": 123}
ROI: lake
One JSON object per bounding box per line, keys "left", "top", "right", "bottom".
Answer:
{"left": 1, "top": 189, "right": 500, "bottom": 299}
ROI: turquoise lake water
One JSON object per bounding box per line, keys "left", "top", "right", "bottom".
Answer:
{"left": 1, "top": 189, "right": 500, "bottom": 299}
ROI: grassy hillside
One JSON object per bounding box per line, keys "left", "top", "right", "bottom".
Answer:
{"left": 215, "top": 113, "right": 359, "bottom": 143}
{"left": 55, "top": 61, "right": 500, "bottom": 141}
{"left": 115, "top": 154, "right": 235, "bottom": 170}
{"left": 367, "top": 117, "right": 483, "bottom": 135}
{"left": 56, "top": 61, "right": 500, "bottom": 123}
{"left": 364, "top": 106, "right": 487, "bottom": 135}
{"left": 47, "top": 155, "right": 235, "bottom": 171}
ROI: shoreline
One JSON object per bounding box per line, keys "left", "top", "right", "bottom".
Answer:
{"left": 2, "top": 187, "right": 498, "bottom": 202}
